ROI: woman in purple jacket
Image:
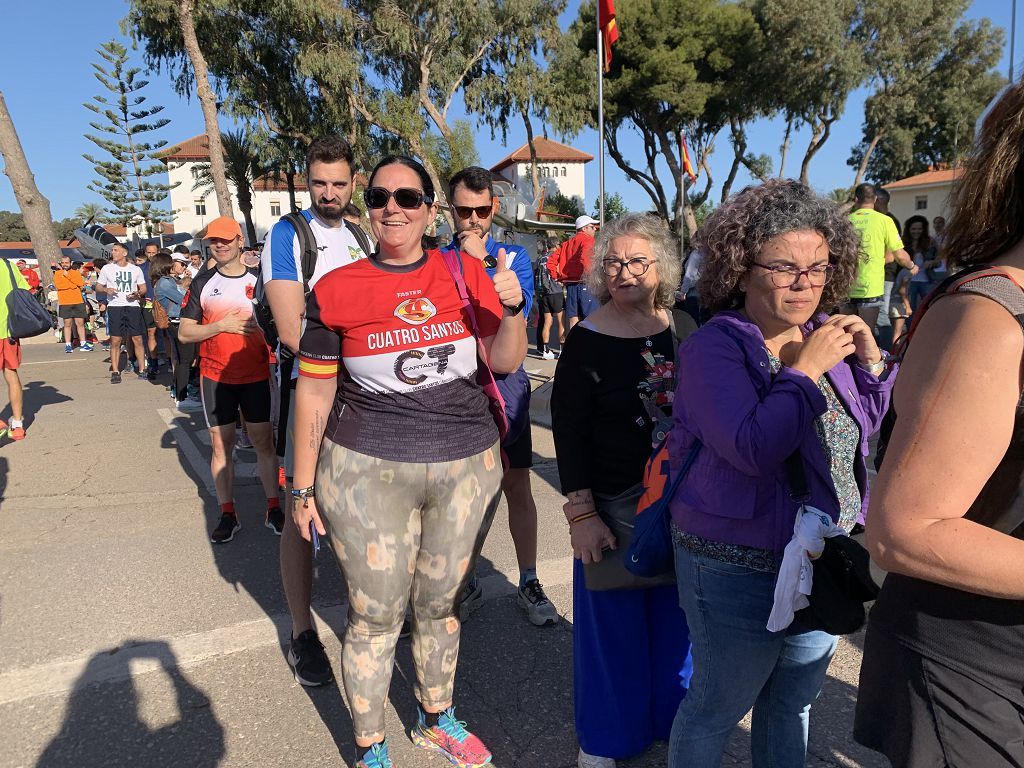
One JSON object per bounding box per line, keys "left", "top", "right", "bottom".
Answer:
{"left": 666, "top": 179, "right": 894, "bottom": 768}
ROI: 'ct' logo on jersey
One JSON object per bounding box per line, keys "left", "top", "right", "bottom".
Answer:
{"left": 394, "top": 297, "right": 436, "bottom": 325}
{"left": 394, "top": 344, "right": 456, "bottom": 385}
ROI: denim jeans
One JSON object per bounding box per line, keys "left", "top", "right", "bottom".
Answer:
{"left": 876, "top": 280, "right": 894, "bottom": 329}
{"left": 668, "top": 545, "right": 838, "bottom": 768}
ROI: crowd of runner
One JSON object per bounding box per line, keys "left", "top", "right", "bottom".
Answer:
{"left": 3, "top": 82, "right": 1024, "bottom": 768}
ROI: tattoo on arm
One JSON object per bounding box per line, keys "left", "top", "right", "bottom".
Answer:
{"left": 309, "top": 409, "right": 325, "bottom": 451}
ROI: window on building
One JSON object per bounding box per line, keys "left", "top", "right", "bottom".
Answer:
{"left": 270, "top": 200, "right": 281, "bottom": 217}
{"left": 562, "top": 166, "right": 567, "bottom": 176}
{"left": 540, "top": 166, "right": 548, "bottom": 178}
{"left": 915, "top": 195, "right": 928, "bottom": 210}
{"left": 194, "top": 198, "right": 206, "bottom": 216}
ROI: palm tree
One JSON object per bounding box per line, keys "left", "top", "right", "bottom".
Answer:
{"left": 73, "top": 202, "right": 105, "bottom": 224}
{"left": 193, "top": 128, "right": 265, "bottom": 245}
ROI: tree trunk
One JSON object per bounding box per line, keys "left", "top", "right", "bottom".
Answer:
{"left": 179, "top": 0, "right": 233, "bottom": 217}
{"left": 778, "top": 118, "right": 793, "bottom": 178}
{"left": 408, "top": 134, "right": 452, "bottom": 231}
{"left": 799, "top": 116, "right": 835, "bottom": 186}
{"left": 0, "top": 90, "right": 57, "bottom": 287}
{"left": 286, "top": 164, "right": 298, "bottom": 213}
{"left": 721, "top": 121, "right": 746, "bottom": 203}
{"left": 520, "top": 105, "right": 541, "bottom": 202}
{"left": 852, "top": 131, "right": 885, "bottom": 188}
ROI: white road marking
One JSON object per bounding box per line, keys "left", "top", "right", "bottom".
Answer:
{"left": 0, "top": 555, "right": 574, "bottom": 705}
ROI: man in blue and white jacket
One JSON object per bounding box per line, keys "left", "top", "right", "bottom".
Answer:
{"left": 443, "top": 166, "right": 558, "bottom": 628}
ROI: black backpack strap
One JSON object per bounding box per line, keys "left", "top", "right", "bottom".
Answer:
{"left": 344, "top": 219, "right": 374, "bottom": 260}
{"left": 283, "top": 212, "right": 318, "bottom": 292}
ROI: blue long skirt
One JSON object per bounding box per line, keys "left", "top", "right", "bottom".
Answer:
{"left": 573, "top": 559, "right": 691, "bottom": 760}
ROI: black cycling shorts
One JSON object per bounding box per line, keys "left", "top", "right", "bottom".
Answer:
{"left": 503, "top": 421, "right": 533, "bottom": 469}
{"left": 537, "top": 292, "right": 565, "bottom": 314}
{"left": 142, "top": 305, "right": 156, "bottom": 329}
{"left": 200, "top": 377, "right": 272, "bottom": 428}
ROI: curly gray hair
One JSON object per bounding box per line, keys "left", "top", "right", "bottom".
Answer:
{"left": 585, "top": 213, "right": 682, "bottom": 309}
{"left": 694, "top": 179, "right": 859, "bottom": 313}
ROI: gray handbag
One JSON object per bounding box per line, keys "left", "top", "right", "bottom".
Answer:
{"left": 583, "top": 483, "right": 677, "bottom": 591}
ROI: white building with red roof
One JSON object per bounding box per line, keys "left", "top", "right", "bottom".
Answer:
{"left": 489, "top": 137, "right": 593, "bottom": 207}
{"left": 160, "top": 134, "right": 313, "bottom": 243}
{"left": 882, "top": 168, "right": 963, "bottom": 227}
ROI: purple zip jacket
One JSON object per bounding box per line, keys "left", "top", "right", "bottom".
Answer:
{"left": 668, "top": 311, "right": 894, "bottom": 556}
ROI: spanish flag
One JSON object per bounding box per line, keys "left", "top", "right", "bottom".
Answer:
{"left": 680, "top": 130, "right": 697, "bottom": 183}
{"left": 599, "top": 0, "right": 620, "bottom": 72}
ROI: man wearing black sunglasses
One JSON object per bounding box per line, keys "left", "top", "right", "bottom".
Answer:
{"left": 442, "top": 166, "right": 559, "bottom": 628}
{"left": 261, "top": 136, "right": 372, "bottom": 689}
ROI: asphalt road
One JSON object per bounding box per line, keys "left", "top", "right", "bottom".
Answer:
{"left": 0, "top": 339, "right": 888, "bottom": 768}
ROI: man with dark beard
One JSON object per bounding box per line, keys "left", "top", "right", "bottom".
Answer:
{"left": 261, "top": 136, "right": 371, "bottom": 687}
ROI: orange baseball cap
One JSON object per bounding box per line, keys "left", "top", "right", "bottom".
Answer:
{"left": 203, "top": 217, "right": 243, "bottom": 241}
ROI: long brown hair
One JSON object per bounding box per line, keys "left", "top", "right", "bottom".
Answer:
{"left": 944, "top": 83, "right": 1024, "bottom": 267}
{"left": 902, "top": 215, "right": 931, "bottom": 256}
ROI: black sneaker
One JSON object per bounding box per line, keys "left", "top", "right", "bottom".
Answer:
{"left": 518, "top": 578, "right": 559, "bottom": 627}
{"left": 287, "top": 629, "right": 334, "bottom": 686}
{"left": 147, "top": 367, "right": 158, "bottom": 381}
{"left": 210, "top": 513, "right": 241, "bottom": 544}
{"left": 457, "top": 576, "right": 484, "bottom": 622}
{"left": 110, "top": 371, "right": 121, "bottom": 384}
{"left": 265, "top": 506, "right": 285, "bottom": 535}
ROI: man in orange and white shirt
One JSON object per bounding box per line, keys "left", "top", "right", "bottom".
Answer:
{"left": 178, "top": 217, "right": 281, "bottom": 545}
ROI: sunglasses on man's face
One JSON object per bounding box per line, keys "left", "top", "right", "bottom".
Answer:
{"left": 453, "top": 204, "right": 493, "bottom": 220}
{"left": 364, "top": 186, "right": 432, "bottom": 210}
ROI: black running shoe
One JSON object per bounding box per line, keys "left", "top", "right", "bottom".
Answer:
{"left": 287, "top": 629, "right": 334, "bottom": 686}
{"left": 110, "top": 371, "right": 121, "bottom": 384}
{"left": 265, "top": 506, "right": 285, "bottom": 536}
{"left": 210, "top": 513, "right": 241, "bottom": 544}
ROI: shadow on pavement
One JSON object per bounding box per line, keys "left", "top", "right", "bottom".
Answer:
{"left": 160, "top": 407, "right": 355, "bottom": 759}
{"left": 2, "top": 381, "right": 72, "bottom": 430}
{"left": 36, "top": 641, "right": 224, "bottom": 768}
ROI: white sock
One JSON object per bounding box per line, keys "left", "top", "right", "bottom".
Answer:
{"left": 10, "top": 419, "right": 23, "bottom": 428}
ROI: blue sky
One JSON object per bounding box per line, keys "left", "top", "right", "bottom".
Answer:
{"left": 0, "top": 0, "right": 1015, "bottom": 221}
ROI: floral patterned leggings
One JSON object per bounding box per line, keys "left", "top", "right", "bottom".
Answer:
{"left": 315, "top": 438, "right": 502, "bottom": 741}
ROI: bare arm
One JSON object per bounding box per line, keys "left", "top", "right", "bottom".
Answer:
{"left": 481, "top": 310, "right": 528, "bottom": 374}
{"left": 264, "top": 279, "right": 304, "bottom": 354}
{"left": 177, "top": 311, "right": 256, "bottom": 343}
{"left": 289, "top": 374, "right": 338, "bottom": 541}
{"left": 866, "top": 295, "right": 1024, "bottom": 598}
{"left": 889, "top": 247, "right": 918, "bottom": 273}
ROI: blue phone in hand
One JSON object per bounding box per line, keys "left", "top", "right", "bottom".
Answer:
{"left": 309, "top": 521, "right": 320, "bottom": 557}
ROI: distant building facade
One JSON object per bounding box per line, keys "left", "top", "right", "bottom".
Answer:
{"left": 489, "top": 137, "right": 593, "bottom": 208}
{"left": 882, "top": 168, "right": 962, "bottom": 227}
{"left": 160, "top": 134, "right": 312, "bottom": 243}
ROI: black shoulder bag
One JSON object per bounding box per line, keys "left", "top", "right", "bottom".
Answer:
{"left": 786, "top": 451, "right": 880, "bottom": 635}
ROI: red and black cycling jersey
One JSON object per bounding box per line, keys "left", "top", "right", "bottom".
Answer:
{"left": 298, "top": 249, "right": 503, "bottom": 462}
{"left": 181, "top": 267, "right": 269, "bottom": 384}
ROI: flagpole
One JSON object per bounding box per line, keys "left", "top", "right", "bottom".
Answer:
{"left": 679, "top": 139, "right": 686, "bottom": 265}
{"left": 597, "top": 24, "right": 606, "bottom": 226}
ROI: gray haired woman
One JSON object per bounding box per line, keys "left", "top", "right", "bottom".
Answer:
{"left": 551, "top": 213, "right": 693, "bottom": 768}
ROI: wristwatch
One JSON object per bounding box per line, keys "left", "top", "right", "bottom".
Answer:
{"left": 506, "top": 299, "right": 525, "bottom": 316}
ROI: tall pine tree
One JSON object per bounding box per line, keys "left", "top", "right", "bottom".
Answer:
{"left": 83, "top": 40, "right": 175, "bottom": 236}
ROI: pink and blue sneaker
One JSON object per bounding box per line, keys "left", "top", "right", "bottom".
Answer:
{"left": 410, "top": 706, "right": 492, "bottom": 767}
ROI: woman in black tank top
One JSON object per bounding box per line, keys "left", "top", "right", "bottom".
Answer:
{"left": 854, "top": 83, "right": 1024, "bottom": 768}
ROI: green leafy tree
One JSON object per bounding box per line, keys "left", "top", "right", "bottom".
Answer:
{"left": 0, "top": 210, "right": 30, "bottom": 241}
{"left": 593, "top": 192, "right": 628, "bottom": 221}
{"left": 82, "top": 40, "right": 176, "bottom": 235}
{"left": 193, "top": 128, "right": 266, "bottom": 245}
{"left": 542, "top": 191, "right": 583, "bottom": 222}
{"left": 548, "top": 0, "right": 763, "bottom": 236}
{"left": 751, "top": 0, "right": 865, "bottom": 185}
{"left": 463, "top": 0, "right": 565, "bottom": 202}
{"left": 848, "top": 0, "right": 1004, "bottom": 185}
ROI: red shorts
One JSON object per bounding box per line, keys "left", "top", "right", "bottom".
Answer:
{"left": 0, "top": 337, "right": 22, "bottom": 370}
